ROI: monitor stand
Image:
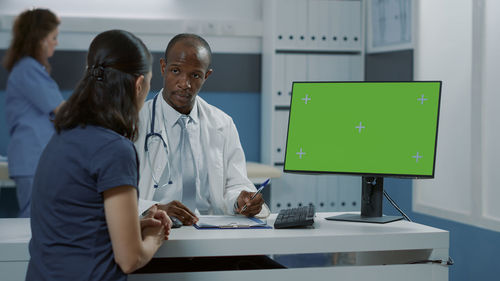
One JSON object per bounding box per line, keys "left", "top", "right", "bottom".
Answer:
{"left": 325, "top": 177, "right": 403, "bottom": 224}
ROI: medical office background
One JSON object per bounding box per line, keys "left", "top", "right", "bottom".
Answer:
{"left": 0, "top": 0, "right": 499, "bottom": 280}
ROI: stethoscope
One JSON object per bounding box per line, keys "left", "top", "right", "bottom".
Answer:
{"left": 144, "top": 92, "right": 173, "bottom": 188}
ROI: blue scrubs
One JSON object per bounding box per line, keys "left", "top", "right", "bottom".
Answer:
{"left": 26, "top": 125, "right": 139, "bottom": 281}
{"left": 5, "top": 56, "right": 63, "bottom": 217}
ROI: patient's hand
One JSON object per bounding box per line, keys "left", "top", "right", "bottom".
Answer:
{"left": 141, "top": 205, "right": 172, "bottom": 240}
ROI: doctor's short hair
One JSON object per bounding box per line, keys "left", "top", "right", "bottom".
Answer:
{"left": 54, "top": 29, "right": 152, "bottom": 141}
{"left": 2, "top": 8, "right": 60, "bottom": 72}
{"left": 164, "top": 33, "right": 212, "bottom": 69}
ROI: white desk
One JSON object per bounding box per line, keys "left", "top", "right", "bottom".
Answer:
{"left": 0, "top": 213, "right": 449, "bottom": 281}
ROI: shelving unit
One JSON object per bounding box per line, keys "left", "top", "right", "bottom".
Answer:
{"left": 261, "top": 0, "right": 365, "bottom": 212}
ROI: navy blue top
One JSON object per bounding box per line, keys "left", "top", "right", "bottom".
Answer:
{"left": 26, "top": 125, "right": 138, "bottom": 281}
{"left": 5, "top": 56, "right": 64, "bottom": 177}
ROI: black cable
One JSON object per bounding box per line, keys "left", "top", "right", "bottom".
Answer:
{"left": 408, "top": 257, "right": 454, "bottom": 266}
{"left": 383, "top": 189, "right": 412, "bottom": 222}
{"left": 383, "top": 190, "right": 454, "bottom": 267}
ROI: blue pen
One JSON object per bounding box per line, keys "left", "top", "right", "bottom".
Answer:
{"left": 241, "top": 178, "right": 271, "bottom": 212}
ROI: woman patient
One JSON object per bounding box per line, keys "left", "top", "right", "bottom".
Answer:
{"left": 26, "top": 29, "right": 171, "bottom": 281}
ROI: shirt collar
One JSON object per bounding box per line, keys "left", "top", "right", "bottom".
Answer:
{"left": 159, "top": 91, "right": 199, "bottom": 129}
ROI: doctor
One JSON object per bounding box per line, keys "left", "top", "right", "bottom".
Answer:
{"left": 135, "top": 34, "right": 269, "bottom": 225}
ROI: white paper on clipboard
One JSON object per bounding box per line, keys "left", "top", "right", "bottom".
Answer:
{"left": 195, "top": 215, "right": 268, "bottom": 229}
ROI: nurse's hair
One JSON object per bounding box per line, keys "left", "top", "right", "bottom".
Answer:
{"left": 2, "top": 8, "right": 60, "bottom": 72}
{"left": 54, "top": 30, "right": 152, "bottom": 141}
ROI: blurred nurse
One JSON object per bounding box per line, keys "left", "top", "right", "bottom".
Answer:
{"left": 2, "top": 8, "right": 65, "bottom": 217}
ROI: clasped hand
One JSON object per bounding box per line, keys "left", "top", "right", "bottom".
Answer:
{"left": 140, "top": 204, "right": 172, "bottom": 240}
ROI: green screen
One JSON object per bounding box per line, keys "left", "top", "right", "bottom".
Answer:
{"left": 284, "top": 81, "right": 441, "bottom": 177}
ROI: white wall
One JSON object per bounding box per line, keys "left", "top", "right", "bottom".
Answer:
{"left": 413, "top": 0, "right": 500, "bottom": 231}
{"left": 480, "top": 0, "right": 500, "bottom": 223}
{"left": 0, "top": 0, "right": 263, "bottom": 53}
{"left": 0, "top": 0, "right": 261, "bottom": 20}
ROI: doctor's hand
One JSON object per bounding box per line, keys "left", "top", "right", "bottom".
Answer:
{"left": 157, "top": 200, "right": 198, "bottom": 226}
{"left": 141, "top": 204, "right": 172, "bottom": 240}
{"left": 236, "top": 190, "right": 264, "bottom": 217}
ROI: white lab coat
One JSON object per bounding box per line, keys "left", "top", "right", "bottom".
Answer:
{"left": 135, "top": 92, "right": 269, "bottom": 216}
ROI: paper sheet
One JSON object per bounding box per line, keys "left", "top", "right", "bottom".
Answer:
{"left": 195, "top": 215, "right": 267, "bottom": 229}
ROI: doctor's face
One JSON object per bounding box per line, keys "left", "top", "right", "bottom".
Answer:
{"left": 160, "top": 41, "right": 212, "bottom": 115}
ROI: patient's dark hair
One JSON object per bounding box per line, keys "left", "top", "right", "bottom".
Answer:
{"left": 54, "top": 30, "right": 151, "bottom": 141}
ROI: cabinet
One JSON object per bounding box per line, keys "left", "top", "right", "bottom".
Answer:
{"left": 261, "top": 0, "right": 365, "bottom": 212}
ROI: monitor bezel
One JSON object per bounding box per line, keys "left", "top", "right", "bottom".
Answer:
{"left": 283, "top": 80, "right": 442, "bottom": 179}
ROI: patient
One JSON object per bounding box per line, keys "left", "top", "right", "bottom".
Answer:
{"left": 26, "top": 30, "right": 171, "bottom": 281}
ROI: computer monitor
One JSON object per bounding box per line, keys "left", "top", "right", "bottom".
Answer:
{"left": 284, "top": 81, "right": 442, "bottom": 223}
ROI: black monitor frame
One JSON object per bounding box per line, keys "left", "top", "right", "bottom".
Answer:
{"left": 283, "top": 81, "right": 442, "bottom": 224}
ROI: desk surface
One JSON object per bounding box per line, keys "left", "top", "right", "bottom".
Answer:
{"left": 0, "top": 212, "right": 449, "bottom": 261}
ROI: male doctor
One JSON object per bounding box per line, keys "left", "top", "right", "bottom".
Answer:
{"left": 135, "top": 33, "right": 269, "bottom": 225}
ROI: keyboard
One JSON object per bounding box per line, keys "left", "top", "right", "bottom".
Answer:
{"left": 274, "top": 205, "right": 315, "bottom": 229}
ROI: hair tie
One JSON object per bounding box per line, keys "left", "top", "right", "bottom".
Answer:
{"left": 89, "top": 64, "right": 105, "bottom": 81}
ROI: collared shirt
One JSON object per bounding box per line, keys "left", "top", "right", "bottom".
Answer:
{"left": 158, "top": 96, "right": 211, "bottom": 214}
{"left": 5, "top": 56, "right": 63, "bottom": 177}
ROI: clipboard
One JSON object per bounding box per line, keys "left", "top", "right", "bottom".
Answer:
{"left": 194, "top": 215, "right": 272, "bottom": 229}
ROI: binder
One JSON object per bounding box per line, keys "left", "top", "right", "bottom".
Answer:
{"left": 307, "top": 0, "right": 319, "bottom": 49}
{"left": 337, "top": 175, "right": 361, "bottom": 212}
{"left": 316, "top": 175, "right": 335, "bottom": 212}
{"left": 271, "top": 173, "right": 297, "bottom": 212}
{"left": 273, "top": 110, "right": 289, "bottom": 164}
{"left": 328, "top": 0, "right": 343, "bottom": 50}
{"left": 284, "top": 54, "right": 307, "bottom": 102}
{"left": 276, "top": 0, "right": 298, "bottom": 49}
{"left": 338, "top": 0, "right": 350, "bottom": 49}
{"left": 308, "top": 0, "right": 329, "bottom": 50}
{"left": 273, "top": 54, "right": 286, "bottom": 106}
{"left": 295, "top": 0, "right": 308, "bottom": 49}
{"left": 348, "top": 0, "right": 362, "bottom": 49}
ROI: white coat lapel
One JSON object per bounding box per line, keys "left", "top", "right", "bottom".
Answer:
{"left": 197, "top": 97, "right": 226, "bottom": 214}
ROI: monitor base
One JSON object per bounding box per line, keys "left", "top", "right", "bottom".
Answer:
{"left": 325, "top": 213, "right": 403, "bottom": 224}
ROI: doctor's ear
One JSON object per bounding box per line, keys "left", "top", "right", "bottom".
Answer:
{"left": 135, "top": 75, "right": 145, "bottom": 96}
{"left": 204, "top": 68, "right": 213, "bottom": 80}
{"left": 160, "top": 58, "right": 167, "bottom": 76}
